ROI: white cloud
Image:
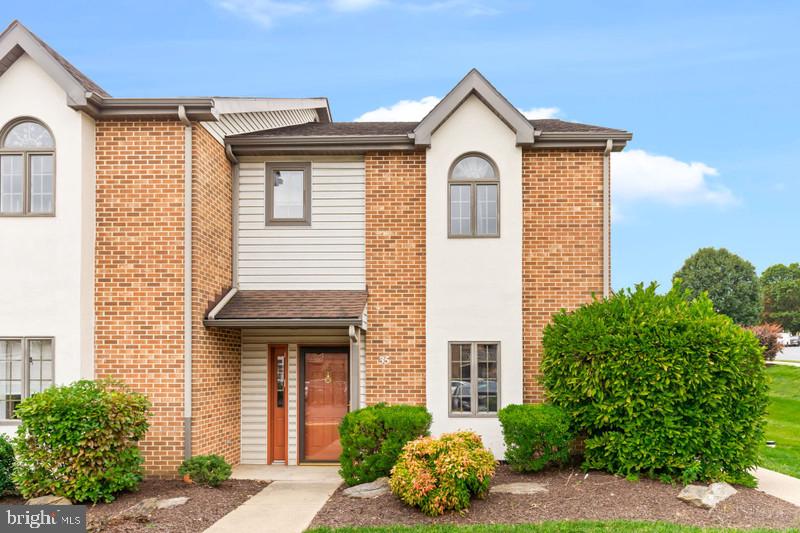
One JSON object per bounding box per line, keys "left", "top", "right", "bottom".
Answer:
{"left": 214, "top": 0, "right": 309, "bottom": 27}
{"left": 355, "top": 97, "right": 560, "bottom": 122}
{"left": 612, "top": 149, "right": 737, "bottom": 206}
{"left": 354, "top": 96, "right": 441, "bottom": 122}
{"left": 329, "top": 0, "right": 383, "bottom": 11}
{"left": 519, "top": 106, "right": 560, "bottom": 119}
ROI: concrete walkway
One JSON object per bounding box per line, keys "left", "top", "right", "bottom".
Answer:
{"left": 755, "top": 467, "right": 800, "bottom": 507}
{"left": 204, "top": 466, "right": 341, "bottom": 533}
{"left": 768, "top": 360, "right": 800, "bottom": 367}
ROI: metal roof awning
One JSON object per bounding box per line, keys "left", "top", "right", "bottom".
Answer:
{"left": 204, "top": 289, "right": 367, "bottom": 329}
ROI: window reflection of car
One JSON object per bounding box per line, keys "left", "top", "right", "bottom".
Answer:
{"left": 478, "top": 381, "right": 498, "bottom": 412}
{"left": 450, "top": 380, "right": 497, "bottom": 412}
{"left": 450, "top": 380, "right": 471, "bottom": 411}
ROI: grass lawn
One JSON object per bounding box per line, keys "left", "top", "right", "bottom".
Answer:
{"left": 307, "top": 521, "right": 794, "bottom": 533}
{"left": 761, "top": 365, "right": 800, "bottom": 478}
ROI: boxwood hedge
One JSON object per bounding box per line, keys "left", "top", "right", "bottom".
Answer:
{"left": 541, "top": 283, "right": 767, "bottom": 486}
{"left": 339, "top": 403, "right": 431, "bottom": 486}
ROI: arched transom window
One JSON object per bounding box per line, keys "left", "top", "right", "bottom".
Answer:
{"left": 448, "top": 153, "right": 499, "bottom": 237}
{"left": 0, "top": 119, "right": 55, "bottom": 216}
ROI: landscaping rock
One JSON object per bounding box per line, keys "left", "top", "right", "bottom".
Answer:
{"left": 26, "top": 495, "right": 72, "bottom": 505}
{"left": 342, "top": 477, "right": 390, "bottom": 499}
{"left": 678, "top": 482, "right": 737, "bottom": 509}
{"left": 157, "top": 496, "right": 189, "bottom": 509}
{"left": 114, "top": 497, "right": 160, "bottom": 522}
{"left": 490, "top": 482, "right": 548, "bottom": 495}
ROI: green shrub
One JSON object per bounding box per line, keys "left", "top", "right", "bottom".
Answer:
{"left": 339, "top": 403, "right": 432, "bottom": 486}
{"left": 541, "top": 283, "right": 768, "bottom": 486}
{"left": 498, "top": 404, "right": 573, "bottom": 472}
{"left": 0, "top": 435, "right": 15, "bottom": 496}
{"left": 390, "top": 431, "right": 495, "bottom": 516}
{"left": 179, "top": 455, "right": 232, "bottom": 487}
{"left": 13, "top": 379, "right": 150, "bottom": 503}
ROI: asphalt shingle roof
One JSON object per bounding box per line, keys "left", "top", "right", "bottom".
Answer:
{"left": 214, "top": 290, "right": 367, "bottom": 321}
{"left": 229, "top": 119, "right": 628, "bottom": 139}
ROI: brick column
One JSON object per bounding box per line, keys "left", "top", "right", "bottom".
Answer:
{"left": 364, "top": 151, "right": 427, "bottom": 405}
{"left": 521, "top": 148, "right": 605, "bottom": 403}
{"left": 95, "top": 119, "right": 186, "bottom": 475}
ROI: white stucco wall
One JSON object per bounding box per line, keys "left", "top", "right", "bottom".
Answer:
{"left": 0, "top": 53, "right": 95, "bottom": 432}
{"left": 425, "top": 95, "right": 523, "bottom": 458}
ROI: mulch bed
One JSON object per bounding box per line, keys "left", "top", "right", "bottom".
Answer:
{"left": 310, "top": 465, "right": 800, "bottom": 531}
{"left": 1, "top": 479, "right": 268, "bottom": 533}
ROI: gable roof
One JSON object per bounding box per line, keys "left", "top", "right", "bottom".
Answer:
{"left": 0, "top": 20, "right": 109, "bottom": 106}
{"left": 413, "top": 68, "right": 536, "bottom": 146}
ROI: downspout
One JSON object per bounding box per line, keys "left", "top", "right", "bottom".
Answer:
{"left": 179, "top": 105, "right": 193, "bottom": 460}
{"left": 225, "top": 144, "right": 240, "bottom": 288}
{"left": 603, "top": 139, "right": 613, "bottom": 298}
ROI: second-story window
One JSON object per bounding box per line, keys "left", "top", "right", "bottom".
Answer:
{"left": 448, "top": 153, "right": 499, "bottom": 237}
{"left": 266, "top": 162, "right": 311, "bottom": 226}
{"left": 0, "top": 119, "right": 55, "bottom": 216}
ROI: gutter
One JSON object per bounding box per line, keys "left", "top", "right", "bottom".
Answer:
{"left": 179, "top": 105, "right": 193, "bottom": 460}
{"left": 79, "top": 93, "right": 219, "bottom": 121}
{"left": 203, "top": 317, "right": 364, "bottom": 328}
{"left": 227, "top": 134, "right": 416, "bottom": 155}
{"left": 603, "top": 139, "right": 613, "bottom": 298}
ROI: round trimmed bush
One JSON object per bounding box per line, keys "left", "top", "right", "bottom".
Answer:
{"left": 389, "top": 431, "right": 495, "bottom": 516}
{"left": 339, "top": 403, "right": 432, "bottom": 486}
{"left": 498, "top": 404, "right": 573, "bottom": 472}
{"left": 179, "top": 455, "right": 232, "bottom": 487}
{"left": 542, "top": 283, "right": 767, "bottom": 486}
{"left": 13, "top": 379, "right": 150, "bottom": 503}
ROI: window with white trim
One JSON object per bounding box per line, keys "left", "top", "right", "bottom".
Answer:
{"left": 0, "top": 338, "right": 54, "bottom": 420}
{"left": 0, "top": 119, "right": 55, "bottom": 216}
{"left": 448, "top": 153, "right": 499, "bottom": 237}
{"left": 449, "top": 342, "right": 499, "bottom": 416}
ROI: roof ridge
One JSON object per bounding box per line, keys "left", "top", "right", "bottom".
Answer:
{"left": 1, "top": 19, "right": 109, "bottom": 97}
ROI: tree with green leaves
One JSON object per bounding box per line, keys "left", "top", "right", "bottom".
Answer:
{"left": 761, "top": 263, "right": 800, "bottom": 333}
{"left": 673, "top": 247, "right": 761, "bottom": 325}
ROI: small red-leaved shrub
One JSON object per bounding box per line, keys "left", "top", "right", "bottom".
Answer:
{"left": 746, "top": 323, "right": 783, "bottom": 361}
{"left": 389, "top": 431, "right": 495, "bottom": 516}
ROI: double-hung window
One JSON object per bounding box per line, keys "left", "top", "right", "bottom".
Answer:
{"left": 0, "top": 338, "right": 54, "bottom": 420}
{"left": 448, "top": 153, "right": 499, "bottom": 237}
{"left": 449, "top": 342, "right": 499, "bottom": 416}
{"left": 266, "top": 162, "right": 311, "bottom": 225}
{"left": 0, "top": 119, "right": 55, "bottom": 216}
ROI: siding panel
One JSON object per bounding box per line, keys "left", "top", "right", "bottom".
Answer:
{"left": 238, "top": 159, "right": 366, "bottom": 290}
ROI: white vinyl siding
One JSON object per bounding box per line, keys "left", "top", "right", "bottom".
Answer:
{"left": 239, "top": 328, "right": 350, "bottom": 465}
{"left": 237, "top": 157, "right": 366, "bottom": 290}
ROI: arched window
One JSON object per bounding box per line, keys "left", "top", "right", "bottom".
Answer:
{"left": 448, "top": 153, "right": 499, "bottom": 237}
{"left": 0, "top": 119, "right": 55, "bottom": 215}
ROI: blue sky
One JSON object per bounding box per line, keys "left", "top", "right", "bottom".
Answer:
{"left": 4, "top": 0, "right": 798, "bottom": 290}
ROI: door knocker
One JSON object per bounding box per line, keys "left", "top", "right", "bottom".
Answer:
{"left": 324, "top": 370, "right": 332, "bottom": 384}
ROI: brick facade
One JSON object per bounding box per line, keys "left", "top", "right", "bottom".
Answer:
{"left": 521, "top": 148, "right": 605, "bottom": 403}
{"left": 95, "top": 120, "right": 240, "bottom": 475}
{"left": 364, "top": 151, "right": 427, "bottom": 405}
{"left": 190, "top": 125, "right": 241, "bottom": 464}
{"left": 95, "top": 119, "right": 186, "bottom": 475}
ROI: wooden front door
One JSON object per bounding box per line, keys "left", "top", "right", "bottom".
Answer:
{"left": 268, "top": 345, "right": 288, "bottom": 464}
{"left": 301, "top": 348, "right": 349, "bottom": 462}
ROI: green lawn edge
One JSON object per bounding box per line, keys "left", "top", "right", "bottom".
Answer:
{"left": 761, "top": 365, "right": 800, "bottom": 478}
{"left": 307, "top": 521, "right": 798, "bottom": 533}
